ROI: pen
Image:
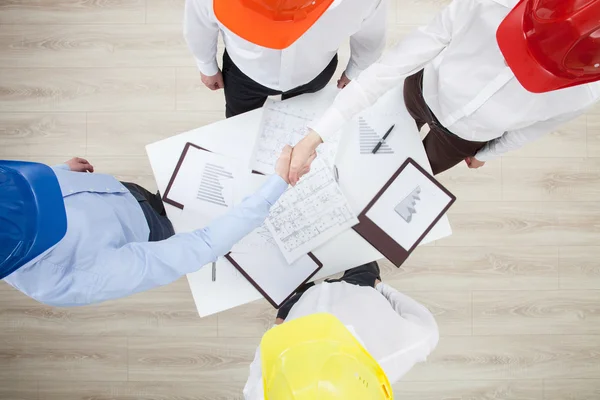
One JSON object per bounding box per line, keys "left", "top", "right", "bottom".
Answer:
{"left": 333, "top": 165, "right": 339, "bottom": 183}
{"left": 212, "top": 262, "right": 216, "bottom": 282}
{"left": 372, "top": 124, "right": 395, "bottom": 154}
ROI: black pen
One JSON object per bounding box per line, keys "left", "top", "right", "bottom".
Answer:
{"left": 372, "top": 124, "right": 395, "bottom": 154}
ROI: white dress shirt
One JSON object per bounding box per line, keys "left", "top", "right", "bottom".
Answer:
{"left": 312, "top": 0, "right": 600, "bottom": 161}
{"left": 184, "top": 0, "right": 387, "bottom": 91}
{"left": 243, "top": 281, "right": 439, "bottom": 399}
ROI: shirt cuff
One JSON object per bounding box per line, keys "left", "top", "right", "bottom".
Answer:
{"left": 344, "top": 63, "right": 362, "bottom": 81}
{"left": 257, "top": 175, "right": 289, "bottom": 206}
{"left": 196, "top": 58, "right": 220, "bottom": 76}
{"left": 308, "top": 107, "right": 347, "bottom": 143}
{"left": 473, "top": 146, "right": 496, "bottom": 162}
{"left": 52, "top": 163, "right": 71, "bottom": 171}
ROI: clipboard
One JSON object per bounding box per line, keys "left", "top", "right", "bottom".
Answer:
{"left": 353, "top": 158, "right": 456, "bottom": 267}
{"left": 224, "top": 251, "right": 323, "bottom": 309}
{"left": 162, "top": 142, "right": 211, "bottom": 210}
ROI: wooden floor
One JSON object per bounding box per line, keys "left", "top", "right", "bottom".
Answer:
{"left": 1, "top": 1, "right": 599, "bottom": 399}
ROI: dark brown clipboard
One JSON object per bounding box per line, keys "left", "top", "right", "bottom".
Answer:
{"left": 162, "top": 142, "right": 212, "bottom": 209}
{"left": 224, "top": 169, "right": 323, "bottom": 309}
{"left": 353, "top": 157, "right": 456, "bottom": 267}
{"left": 225, "top": 251, "right": 323, "bottom": 309}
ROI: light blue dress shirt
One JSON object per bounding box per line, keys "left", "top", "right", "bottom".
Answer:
{"left": 3, "top": 165, "right": 288, "bottom": 307}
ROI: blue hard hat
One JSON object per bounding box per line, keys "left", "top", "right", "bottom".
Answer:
{"left": 0, "top": 161, "right": 67, "bottom": 279}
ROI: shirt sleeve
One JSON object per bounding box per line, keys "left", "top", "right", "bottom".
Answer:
{"left": 310, "top": 0, "right": 466, "bottom": 142}
{"left": 375, "top": 282, "right": 439, "bottom": 349}
{"left": 475, "top": 109, "right": 588, "bottom": 161}
{"left": 344, "top": 0, "right": 387, "bottom": 80}
{"left": 184, "top": 0, "right": 220, "bottom": 76}
{"left": 85, "top": 175, "right": 288, "bottom": 305}
{"left": 52, "top": 164, "right": 71, "bottom": 171}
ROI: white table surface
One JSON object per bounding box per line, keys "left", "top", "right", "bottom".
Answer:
{"left": 146, "top": 84, "right": 452, "bottom": 316}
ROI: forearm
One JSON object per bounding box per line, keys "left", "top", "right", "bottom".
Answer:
{"left": 88, "top": 175, "right": 288, "bottom": 304}
{"left": 311, "top": 5, "right": 455, "bottom": 142}
{"left": 184, "top": 0, "right": 220, "bottom": 75}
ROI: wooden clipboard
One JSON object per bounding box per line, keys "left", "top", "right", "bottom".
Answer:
{"left": 353, "top": 158, "right": 456, "bottom": 267}
{"left": 162, "top": 142, "right": 211, "bottom": 210}
{"left": 224, "top": 252, "right": 323, "bottom": 309}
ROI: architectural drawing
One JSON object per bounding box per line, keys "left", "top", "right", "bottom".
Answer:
{"left": 265, "top": 159, "right": 358, "bottom": 263}
{"left": 394, "top": 186, "right": 421, "bottom": 223}
{"left": 359, "top": 117, "right": 394, "bottom": 154}
{"left": 196, "top": 163, "right": 234, "bottom": 207}
{"left": 232, "top": 223, "right": 278, "bottom": 253}
{"left": 252, "top": 101, "right": 339, "bottom": 174}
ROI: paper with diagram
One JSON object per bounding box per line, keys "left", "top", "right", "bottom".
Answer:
{"left": 227, "top": 174, "right": 323, "bottom": 307}
{"left": 265, "top": 158, "right": 358, "bottom": 264}
{"left": 359, "top": 117, "right": 395, "bottom": 154}
{"left": 162, "top": 143, "right": 245, "bottom": 217}
{"left": 251, "top": 100, "right": 339, "bottom": 174}
{"left": 365, "top": 161, "right": 453, "bottom": 250}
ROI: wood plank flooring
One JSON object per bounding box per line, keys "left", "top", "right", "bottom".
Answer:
{"left": 0, "top": 0, "right": 599, "bottom": 399}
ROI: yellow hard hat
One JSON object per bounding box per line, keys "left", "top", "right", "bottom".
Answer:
{"left": 260, "top": 313, "right": 393, "bottom": 400}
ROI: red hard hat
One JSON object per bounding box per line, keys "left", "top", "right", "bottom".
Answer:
{"left": 497, "top": 0, "right": 600, "bottom": 93}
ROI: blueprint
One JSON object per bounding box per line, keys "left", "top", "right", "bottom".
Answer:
{"left": 265, "top": 158, "right": 358, "bottom": 263}
{"left": 251, "top": 100, "right": 339, "bottom": 174}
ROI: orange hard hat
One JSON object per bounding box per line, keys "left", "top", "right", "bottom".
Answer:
{"left": 497, "top": 0, "right": 600, "bottom": 93}
{"left": 214, "top": 0, "right": 336, "bottom": 50}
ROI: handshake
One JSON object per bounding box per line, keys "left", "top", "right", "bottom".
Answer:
{"left": 274, "top": 130, "right": 323, "bottom": 185}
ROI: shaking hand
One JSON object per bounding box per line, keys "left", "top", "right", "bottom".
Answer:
{"left": 288, "top": 130, "right": 322, "bottom": 185}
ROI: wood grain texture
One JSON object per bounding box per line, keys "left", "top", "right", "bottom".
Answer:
{"left": 380, "top": 246, "right": 559, "bottom": 291}
{"left": 559, "top": 247, "right": 600, "bottom": 290}
{"left": 0, "top": 335, "right": 127, "bottom": 381}
{"left": 502, "top": 158, "right": 600, "bottom": 202}
{"left": 87, "top": 111, "right": 222, "bottom": 156}
{"left": 0, "top": 0, "right": 146, "bottom": 24}
{"left": 217, "top": 299, "right": 277, "bottom": 338}
{"left": 0, "top": 68, "right": 176, "bottom": 112}
{"left": 544, "top": 380, "right": 600, "bottom": 400}
{"left": 443, "top": 201, "right": 600, "bottom": 247}
{"left": 0, "top": 289, "right": 218, "bottom": 337}
{"left": 37, "top": 380, "right": 245, "bottom": 400}
{"left": 0, "top": 25, "right": 193, "bottom": 68}
{"left": 404, "top": 335, "right": 600, "bottom": 381}
{"left": 146, "top": 0, "right": 185, "bottom": 24}
{"left": 473, "top": 291, "right": 600, "bottom": 335}
{"left": 587, "top": 114, "right": 600, "bottom": 157}
{"left": 128, "top": 337, "right": 257, "bottom": 382}
{"left": 176, "top": 67, "right": 227, "bottom": 113}
{"left": 437, "top": 158, "right": 502, "bottom": 202}
{"left": 0, "top": 113, "right": 86, "bottom": 157}
{"left": 0, "top": 381, "right": 38, "bottom": 400}
{"left": 393, "top": 380, "right": 543, "bottom": 400}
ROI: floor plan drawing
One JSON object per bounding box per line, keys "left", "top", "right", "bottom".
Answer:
{"left": 265, "top": 159, "right": 358, "bottom": 263}
{"left": 252, "top": 101, "right": 339, "bottom": 174}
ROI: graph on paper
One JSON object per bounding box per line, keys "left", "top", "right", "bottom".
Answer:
{"left": 265, "top": 158, "right": 358, "bottom": 263}
{"left": 359, "top": 117, "right": 394, "bottom": 155}
{"left": 395, "top": 186, "right": 421, "bottom": 223}
{"left": 197, "top": 163, "right": 234, "bottom": 207}
{"left": 251, "top": 101, "right": 339, "bottom": 175}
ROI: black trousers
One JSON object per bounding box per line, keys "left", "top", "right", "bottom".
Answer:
{"left": 121, "top": 182, "right": 175, "bottom": 242}
{"left": 276, "top": 262, "right": 381, "bottom": 320}
{"left": 222, "top": 50, "right": 338, "bottom": 118}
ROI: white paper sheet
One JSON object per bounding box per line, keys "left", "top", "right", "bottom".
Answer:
{"left": 167, "top": 146, "right": 245, "bottom": 217}
{"left": 366, "top": 162, "right": 453, "bottom": 250}
{"left": 265, "top": 158, "right": 358, "bottom": 264}
{"left": 251, "top": 100, "right": 339, "bottom": 174}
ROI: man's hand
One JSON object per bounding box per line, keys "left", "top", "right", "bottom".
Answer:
{"left": 289, "top": 130, "right": 322, "bottom": 185}
{"left": 201, "top": 70, "right": 224, "bottom": 91}
{"left": 276, "top": 145, "right": 314, "bottom": 184}
{"left": 65, "top": 157, "right": 94, "bottom": 173}
{"left": 465, "top": 157, "right": 486, "bottom": 169}
{"left": 337, "top": 72, "right": 351, "bottom": 89}
{"left": 275, "top": 318, "right": 284, "bottom": 325}
{"left": 375, "top": 279, "right": 381, "bottom": 286}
